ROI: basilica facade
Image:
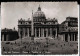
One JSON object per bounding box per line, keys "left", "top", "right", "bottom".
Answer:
{"left": 18, "top": 6, "right": 58, "bottom": 38}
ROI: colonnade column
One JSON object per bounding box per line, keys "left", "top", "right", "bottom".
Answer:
{"left": 61, "top": 35, "right": 63, "bottom": 41}
{"left": 18, "top": 29, "right": 21, "bottom": 38}
{"left": 2, "top": 34, "right": 4, "bottom": 41}
{"left": 66, "top": 33, "right": 77, "bottom": 42}
{"left": 63, "top": 34, "right": 65, "bottom": 41}
{"left": 6, "top": 34, "right": 8, "bottom": 41}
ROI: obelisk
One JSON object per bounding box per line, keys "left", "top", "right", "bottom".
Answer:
{"left": 31, "top": 10, "right": 34, "bottom": 41}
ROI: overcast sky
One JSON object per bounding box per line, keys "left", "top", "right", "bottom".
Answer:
{"left": 1, "top": 2, "right": 78, "bottom": 30}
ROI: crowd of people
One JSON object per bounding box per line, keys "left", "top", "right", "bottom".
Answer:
{"left": 2, "top": 38, "right": 78, "bottom": 54}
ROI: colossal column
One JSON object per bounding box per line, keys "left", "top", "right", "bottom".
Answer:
{"left": 50, "top": 28, "right": 52, "bottom": 37}
{"left": 27, "top": 28, "right": 29, "bottom": 37}
{"left": 68, "top": 34, "right": 70, "bottom": 42}
{"left": 26, "top": 28, "right": 27, "bottom": 37}
{"left": 71, "top": 34, "right": 73, "bottom": 41}
{"left": 46, "top": 28, "right": 48, "bottom": 37}
{"left": 43, "top": 28, "right": 44, "bottom": 37}
{"left": 41, "top": 28, "right": 43, "bottom": 37}
{"left": 71, "top": 34, "right": 72, "bottom": 41}
{"left": 35, "top": 28, "right": 36, "bottom": 37}
{"left": 56, "top": 28, "right": 57, "bottom": 37}
{"left": 73, "top": 34, "right": 74, "bottom": 41}
{"left": 46, "top": 28, "right": 47, "bottom": 37}
{"left": 74, "top": 34, "right": 75, "bottom": 41}
{"left": 23, "top": 28, "right": 25, "bottom": 37}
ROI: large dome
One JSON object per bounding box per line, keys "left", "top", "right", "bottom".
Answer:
{"left": 33, "top": 5, "right": 45, "bottom": 18}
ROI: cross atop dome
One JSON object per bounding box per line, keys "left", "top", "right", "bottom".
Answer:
{"left": 38, "top": 4, "right": 41, "bottom": 11}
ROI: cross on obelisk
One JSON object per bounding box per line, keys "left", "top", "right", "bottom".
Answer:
{"left": 31, "top": 10, "right": 34, "bottom": 41}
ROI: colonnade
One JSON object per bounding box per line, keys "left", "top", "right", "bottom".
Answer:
{"left": 2, "top": 34, "right": 9, "bottom": 41}
{"left": 63, "top": 33, "right": 78, "bottom": 41}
